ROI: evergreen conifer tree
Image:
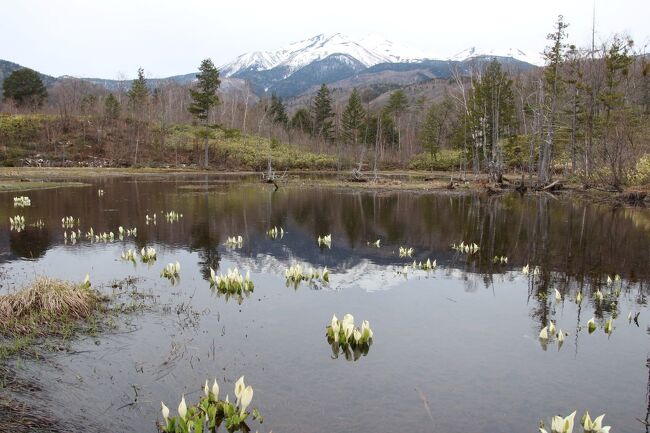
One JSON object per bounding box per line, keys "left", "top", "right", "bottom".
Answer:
{"left": 342, "top": 88, "right": 366, "bottom": 146}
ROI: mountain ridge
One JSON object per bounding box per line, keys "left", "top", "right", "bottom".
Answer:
{"left": 0, "top": 33, "right": 538, "bottom": 100}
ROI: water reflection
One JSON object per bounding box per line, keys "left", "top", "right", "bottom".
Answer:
{"left": 1, "top": 176, "right": 650, "bottom": 433}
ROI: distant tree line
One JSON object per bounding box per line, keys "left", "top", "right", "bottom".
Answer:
{"left": 2, "top": 15, "right": 649, "bottom": 189}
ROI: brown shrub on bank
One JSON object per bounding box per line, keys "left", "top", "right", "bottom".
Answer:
{"left": 0, "top": 277, "right": 106, "bottom": 335}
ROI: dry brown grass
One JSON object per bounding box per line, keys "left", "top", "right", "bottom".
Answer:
{"left": 0, "top": 277, "right": 106, "bottom": 335}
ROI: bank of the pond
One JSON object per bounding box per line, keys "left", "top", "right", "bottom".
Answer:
{"left": 0, "top": 167, "right": 647, "bottom": 205}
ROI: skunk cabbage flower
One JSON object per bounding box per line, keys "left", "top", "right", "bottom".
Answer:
{"left": 604, "top": 317, "right": 613, "bottom": 334}
{"left": 343, "top": 322, "right": 353, "bottom": 340}
{"left": 554, "top": 289, "right": 561, "bottom": 301}
{"left": 161, "top": 401, "right": 170, "bottom": 420}
{"left": 576, "top": 292, "right": 582, "bottom": 304}
{"left": 539, "top": 326, "right": 549, "bottom": 340}
{"left": 522, "top": 264, "right": 530, "bottom": 275}
{"left": 557, "top": 329, "right": 565, "bottom": 343}
{"left": 212, "top": 379, "right": 219, "bottom": 400}
{"left": 234, "top": 376, "right": 246, "bottom": 401}
{"left": 582, "top": 412, "right": 610, "bottom": 433}
{"left": 240, "top": 385, "right": 254, "bottom": 415}
{"left": 587, "top": 318, "right": 596, "bottom": 334}
{"left": 178, "top": 395, "right": 187, "bottom": 419}
{"left": 550, "top": 411, "right": 576, "bottom": 433}
{"left": 204, "top": 380, "right": 210, "bottom": 396}
{"left": 353, "top": 329, "right": 362, "bottom": 343}
{"left": 548, "top": 321, "right": 556, "bottom": 335}
{"left": 331, "top": 315, "right": 340, "bottom": 333}
{"left": 361, "top": 320, "right": 373, "bottom": 339}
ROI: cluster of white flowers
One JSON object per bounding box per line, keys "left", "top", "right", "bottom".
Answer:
{"left": 9, "top": 215, "right": 25, "bottom": 232}
{"left": 225, "top": 235, "right": 244, "bottom": 248}
{"left": 13, "top": 196, "right": 31, "bottom": 207}
{"left": 317, "top": 234, "right": 332, "bottom": 248}
{"left": 451, "top": 241, "right": 479, "bottom": 254}
{"left": 209, "top": 267, "right": 254, "bottom": 294}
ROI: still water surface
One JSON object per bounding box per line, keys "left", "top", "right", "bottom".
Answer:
{"left": 1, "top": 175, "right": 649, "bottom": 433}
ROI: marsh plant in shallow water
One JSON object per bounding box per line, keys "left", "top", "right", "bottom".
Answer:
{"left": 209, "top": 267, "right": 254, "bottom": 295}
{"left": 538, "top": 410, "right": 611, "bottom": 433}
{"left": 398, "top": 246, "right": 414, "bottom": 258}
{"left": 165, "top": 211, "right": 183, "bottom": 222}
{"left": 121, "top": 249, "right": 137, "bottom": 263}
{"left": 284, "top": 264, "right": 329, "bottom": 288}
{"left": 225, "top": 235, "right": 243, "bottom": 248}
{"left": 13, "top": 196, "right": 31, "bottom": 207}
{"left": 97, "top": 189, "right": 104, "bottom": 196}
{"left": 492, "top": 255, "right": 508, "bottom": 264}
{"left": 118, "top": 226, "right": 137, "bottom": 240}
{"left": 61, "top": 216, "right": 77, "bottom": 229}
{"left": 9, "top": 215, "right": 25, "bottom": 232}
{"left": 30, "top": 219, "right": 45, "bottom": 229}
{"left": 267, "top": 226, "right": 284, "bottom": 239}
{"left": 141, "top": 246, "right": 157, "bottom": 263}
{"left": 522, "top": 264, "right": 541, "bottom": 276}
{"left": 317, "top": 234, "right": 331, "bottom": 248}
{"left": 366, "top": 239, "right": 381, "bottom": 248}
{"left": 451, "top": 241, "right": 479, "bottom": 254}
{"left": 538, "top": 321, "right": 568, "bottom": 350}
{"left": 326, "top": 314, "right": 373, "bottom": 361}
{"left": 411, "top": 258, "right": 437, "bottom": 271}
{"left": 63, "top": 230, "right": 79, "bottom": 244}
{"left": 146, "top": 214, "right": 157, "bottom": 225}
{"left": 159, "top": 376, "right": 263, "bottom": 433}
{"left": 161, "top": 261, "right": 181, "bottom": 282}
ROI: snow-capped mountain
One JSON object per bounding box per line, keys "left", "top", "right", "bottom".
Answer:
{"left": 220, "top": 33, "right": 426, "bottom": 77}
{"left": 450, "top": 46, "right": 543, "bottom": 66}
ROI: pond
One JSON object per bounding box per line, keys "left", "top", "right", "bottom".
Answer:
{"left": 1, "top": 175, "right": 649, "bottom": 433}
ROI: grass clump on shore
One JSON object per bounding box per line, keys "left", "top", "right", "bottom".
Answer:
{"left": 0, "top": 277, "right": 106, "bottom": 337}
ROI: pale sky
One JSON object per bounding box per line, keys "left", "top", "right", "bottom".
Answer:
{"left": 1, "top": 0, "right": 648, "bottom": 79}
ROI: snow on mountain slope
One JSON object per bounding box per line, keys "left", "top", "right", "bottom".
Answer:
{"left": 220, "top": 33, "right": 428, "bottom": 77}
{"left": 220, "top": 50, "right": 285, "bottom": 76}
{"left": 450, "top": 46, "right": 544, "bottom": 65}
{"left": 357, "top": 33, "right": 426, "bottom": 63}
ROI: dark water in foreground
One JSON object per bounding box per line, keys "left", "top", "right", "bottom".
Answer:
{"left": 1, "top": 175, "right": 649, "bottom": 433}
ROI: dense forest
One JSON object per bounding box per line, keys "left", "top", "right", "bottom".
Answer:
{"left": 1, "top": 16, "right": 649, "bottom": 190}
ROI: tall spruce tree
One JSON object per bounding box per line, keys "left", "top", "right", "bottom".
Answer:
{"left": 312, "top": 83, "right": 334, "bottom": 141}
{"left": 127, "top": 67, "right": 149, "bottom": 165}
{"left": 189, "top": 59, "right": 221, "bottom": 169}
{"left": 104, "top": 93, "right": 120, "bottom": 120}
{"left": 290, "top": 108, "right": 312, "bottom": 134}
{"left": 268, "top": 93, "right": 288, "bottom": 126}
{"left": 341, "top": 88, "right": 366, "bottom": 146}
{"left": 385, "top": 89, "right": 409, "bottom": 153}
{"left": 420, "top": 99, "right": 453, "bottom": 164}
